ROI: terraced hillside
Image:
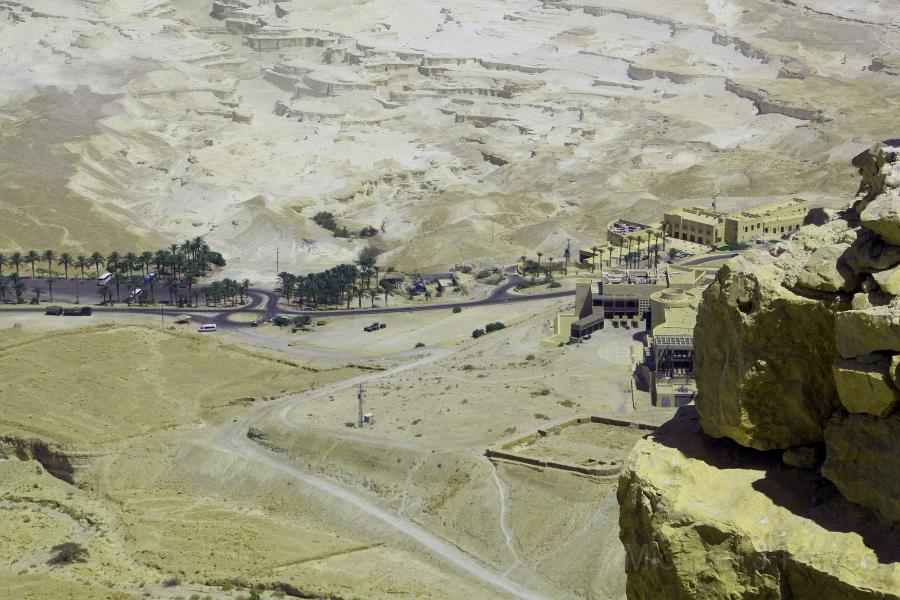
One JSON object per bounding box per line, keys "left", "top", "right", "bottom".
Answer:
{"left": 0, "top": 0, "right": 896, "bottom": 276}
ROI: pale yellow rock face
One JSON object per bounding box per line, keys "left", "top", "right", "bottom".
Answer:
{"left": 860, "top": 191, "right": 900, "bottom": 247}
{"left": 618, "top": 408, "right": 900, "bottom": 600}
{"left": 694, "top": 256, "right": 839, "bottom": 450}
{"left": 834, "top": 306, "right": 900, "bottom": 359}
{"left": 823, "top": 412, "right": 900, "bottom": 524}
{"left": 796, "top": 243, "right": 858, "bottom": 292}
{"left": 872, "top": 263, "right": 900, "bottom": 295}
{"left": 832, "top": 358, "right": 898, "bottom": 417}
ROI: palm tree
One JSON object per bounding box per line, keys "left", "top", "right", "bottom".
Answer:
{"left": 90, "top": 252, "right": 105, "bottom": 278}
{"left": 75, "top": 256, "right": 89, "bottom": 279}
{"left": 42, "top": 249, "right": 56, "bottom": 280}
{"left": 25, "top": 250, "right": 39, "bottom": 278}
{"left": 111, "top": 272, "right": 125, "bottom": 303}
{"left": 32, "top": 285, "right": 43, "bottom": 304}
{"left": 10, "top": 251, "right": 21, "bottom": 277}
{"left": 107, "top": 251, "right": 120, "bottom": 275}
{"left": 547, "top": 257, "right": 554, "bottom": 281}
{"left": 46, "top": 275, "right": 55, "bottom": 302}
{"left": 519, "top": 255, "right": 527, "bottom": 275}
{"left": 0, "top": 276, "right": 7, "bottom": 304}
{"left": 124, "top": 252, "right": 137, "bottom": 278}
{"left": 165, "top": 277, "right": 179, "bottom": 304}
{"left": 140, "top": 251, "right": 154, "bottom": 276}
{"left": 598, "top": 247, "right": 605, "bottom": 271}
{"left": 13, "top": 276, "right": 25, "bottom": 304}
{"left": 0, "top": 252, "right": 5, "bottom": 277}
{"left": 184, "top": 274, "right": 196, "bottom": 307}
{"left": 536, "top": 252, "right": 543, "bottom": 273}
{"left": 57, "top": 252, "right": 72, "bottom": 279}
{"left": 590, "top": 246, "right": 599, "bottom": 272}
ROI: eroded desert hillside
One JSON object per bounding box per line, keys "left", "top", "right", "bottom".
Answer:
{"left": 1, "top": 0, "right": 897, "bottom": 277}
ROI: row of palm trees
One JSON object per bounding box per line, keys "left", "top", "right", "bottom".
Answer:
{"left": 278, "top": 263, "right": 394, "bottom": 310}
{"left": 0, "top": 238, "right": 224, "bottom": 282}
{"left": 522, "top": 229, "right": 667, "bottom": 278}
{"left": 0, "top": 238, "right": 228, "bottom": 305}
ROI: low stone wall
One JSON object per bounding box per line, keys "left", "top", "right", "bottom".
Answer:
{"left": 485, "top": 416, "right": 657, "bottom": 477}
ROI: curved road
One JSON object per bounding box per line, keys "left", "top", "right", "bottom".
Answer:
{"left": 0, "top": 273, "right": 574, "bottom": 329}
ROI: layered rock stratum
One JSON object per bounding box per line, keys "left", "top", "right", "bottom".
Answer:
{"left": 1, "top": 0, "right": 899, "bottom": 277}
{"left": 619, "top": 143, "right": 900, "bottom": 598}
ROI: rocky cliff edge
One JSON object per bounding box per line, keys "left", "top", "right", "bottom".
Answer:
{"left": 618, "top": 142, "right": 900, "bottom": 599}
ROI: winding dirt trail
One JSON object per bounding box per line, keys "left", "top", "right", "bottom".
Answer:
{"left": 206, "top": 347, "right": 549, "bottom": 600}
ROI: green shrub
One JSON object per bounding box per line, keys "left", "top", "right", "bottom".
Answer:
{"left": 452, "top": 306, "right": 462, "bottom": 313}
{"left": 313, "top": 211, "right": 337, "bottom": 231}
{"left": 415, "top": 342, "right": 426, "bottom": 348}
{"left": 273, "top": 316, "right": 291, "bottom": 328}
{"left": 359, "top": 225, "right": 379, "bottom": 237}
{"left": 472, "top": 328, "right": 485, "bottom": 338}
{"left": 484, "top": 321, "right": 505, "bottom": 333}
{"left": 549, "top": 281, "right": 562, "bottom": 288}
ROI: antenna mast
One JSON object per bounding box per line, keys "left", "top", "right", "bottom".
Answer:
{"left": 357, "top": 384, "right": 365, "bottom": 428}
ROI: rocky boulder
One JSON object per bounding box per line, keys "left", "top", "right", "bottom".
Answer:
{"left": 857, "top": 143, "right": 900, "bottom": 244}
{"left": 823, "top": 412, "right": 900, "bottom": 523}
{"left": 694, "top": 255, "right": 840, "bottom": 450}
{"left": 795, "top": 243, "right": 858, "bottom": 292}
{"left": 618, "top": 408, "right": 900, "bottom": 600}
{"left": 834, "top": 305, "right": 900, "bottom": 358}
{"left": 832, "top": 357, "right": 898, "bottom": 417}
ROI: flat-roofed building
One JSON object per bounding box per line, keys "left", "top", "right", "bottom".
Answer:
{"left": 644, "top": 305, "right": 698, "bottom": 407}
{"left": 664, "top": 197, "right": 810, "bottom": 247}
{"left": 723, "top": 197, "right": 809, "bottom": 243}
{"left": 567, "top": 266, "right": 705, "bottom": 340}
{"left": 663, "top": 207, "right": 726, "bottom": 246}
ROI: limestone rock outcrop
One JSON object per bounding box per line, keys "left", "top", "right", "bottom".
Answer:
{"left": 618, "top": 408, "right": 900, "bottom": 600}
{"left": 619, "top": 143, "right": 900, "bottom": 599}
{"left": 796, "top": 243, "right": 858, "bottom": 292}
{"left": 694, "top": 256, "right": 839, "bottom": 450}
{"left": 823, "top": 412, "right": 900, "bottom": 524}
{"left": 832, "top": 357, "right": 898, "bottom": 417}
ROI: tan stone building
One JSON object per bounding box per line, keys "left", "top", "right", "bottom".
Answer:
{"left": 663, "top": 207, "right": 726, "bottom": 246}
{"left": 664, "top": 197, "right": 810, "bottom": 247}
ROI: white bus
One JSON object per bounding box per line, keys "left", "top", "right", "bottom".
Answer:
{"left": 98, "top": 271, "right": 112, "bottom": 285}
{"left": 198, "top": 323, "right": 217, "bottom": 332}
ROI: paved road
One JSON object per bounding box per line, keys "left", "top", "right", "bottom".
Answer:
{"left": 679, "top": 252, "right": 739, "bottom": 267}
{"left": 0, "top": 275, "right": 574, "bottom": 329}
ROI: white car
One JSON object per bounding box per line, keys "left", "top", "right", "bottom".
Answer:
{"left": 198, "top": 323, "right": 217, "bottom": 332}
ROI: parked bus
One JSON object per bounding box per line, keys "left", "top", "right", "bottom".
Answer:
{"left": 98, "top": 272, "right": 112, "bottom": 285}
{"left": 198, "top": 323, "right": 217, "bottom": 332}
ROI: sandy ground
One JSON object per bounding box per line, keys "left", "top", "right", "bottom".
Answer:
{"left": 0, "top": 296, "right": 673, "bottom": 599}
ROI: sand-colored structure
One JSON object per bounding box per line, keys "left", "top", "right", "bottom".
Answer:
{"left": 664, "top": 197, "right": 811, "bottom": 247}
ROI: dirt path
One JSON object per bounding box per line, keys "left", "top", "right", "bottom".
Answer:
{"left": 202, "top": 347, "right": 549, "bottom": 600}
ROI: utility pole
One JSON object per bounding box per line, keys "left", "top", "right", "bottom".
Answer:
{"left": 357, "top": 384, "right": 365, "bottom": 428}
{"left": 276, "top": 247, "right": 280, "bottom": 277}
{"left": 160, "top": 304, "right": 164, "bottom": 329}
